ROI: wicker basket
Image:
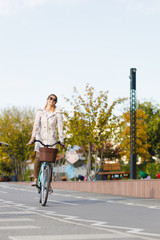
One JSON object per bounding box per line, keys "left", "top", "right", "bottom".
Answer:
{"left": 39, "top": 148, "right": 58, "bottom": 163}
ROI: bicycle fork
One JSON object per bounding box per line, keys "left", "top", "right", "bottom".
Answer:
{"left": 37, "top": 162, "right": 48, "bottom": 192}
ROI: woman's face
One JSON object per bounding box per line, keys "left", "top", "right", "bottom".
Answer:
{"left": 47, "top": 95, "right": 57, "bottom": 107}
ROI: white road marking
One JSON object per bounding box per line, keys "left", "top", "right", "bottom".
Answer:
{"left": 0, "top": 185, "right": 35, "bottom": 193}
{"left": 128, "top": 228, "right": 160, "bottom": 237}
{"left": 117, "top": 200, "right": 160, "bottom": 210}
{"left": 48, "top": 199, "right": 78, "bottom": 206}
{"left": 26, "top": 207, "right": 38, "bottom": 211}
{"left": 0, "top": 190, "right": 7, "bottom": 193}
{"left": 46, "top": 212, "right": 78, "bottom": 218}
{"left": 126, "top": 203, "right": 134, "bottom": 205}
{"left": 0, "top": 185, "right": 160, "bottom": 240}
{"left": 92, "top": 221, "right": 109, "bottom": 226}
{"left": 0, "top": 218, "right": 34, "bottom": 222}
{"left": 1, "top": 185, "right": 160, "bottom": 211}
{"left": 63, "top": 216, "right": 79, "bottom": 220}
{"left": 0, "top": 225, "right": 39, "bottom": 230}
{"left": 0, "top": 198, "right": 159, "bottom": 240}
{"left": 35, "top": 209, "right": 55, "bottom": 213}
{"left": 62, "top": 217, "right": 144, "bottom": 233}
{"left": 54, "top": 193, "right": 72, "bottom": 197}
{"left": 35, "top": 197, "right": 78, "bottom": 206}
{"left": 148, "top": 206, "right": 157, "bottom": 209}
{"left": 8, "top": 233, "right": 128, "bottom": 240}
{"left": 54, "top": 193, "right": 98, "bottom": 201}
{"left": 0, "top": 211, "right": 35, "bottom": 215}
{"left": 3, "top": 200, "right": 14, "bottom": 204}
{"left": 14, "top": 204, "right": 27, "bottom": 207}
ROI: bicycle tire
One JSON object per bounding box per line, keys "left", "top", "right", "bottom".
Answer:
{"left": 38, "top": 185, "right": 42, "bottom": 203}
{"left": 40, "top": 164, "right": 50, "bottom": 206}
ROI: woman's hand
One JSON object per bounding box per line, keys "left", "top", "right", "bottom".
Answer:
{"left": 27, "top": 137, "right": 35, "bottom": 145}
{"left": 60, "top": 141, "right": 65, "bottom": 148}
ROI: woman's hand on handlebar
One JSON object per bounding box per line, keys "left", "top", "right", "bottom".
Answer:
{"left": 27, "top": 139, "right": 65, "bottom": 147}
{"left": 59, "top": 141, "right": 66, "bottom": 148}
{"left": 27, "top": 137, "right": 35, "bottom": 145}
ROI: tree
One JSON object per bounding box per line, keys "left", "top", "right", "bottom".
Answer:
{"left": 138, "top": 101, "right": 160, "bottom": 160}
{"left": 64, "top": 84, "right": 126, "bottom": 179}
{"left": 103, "top": 142, "right": 122, "bottom": 161}
{"left": 119, "top": 109, "right": 151, "bottom": 163}
{"left": 0, "top": 106, "right": 35, "bottom": 180}
{"left": 0, "top": 159, "right": 13, "bottom": 176}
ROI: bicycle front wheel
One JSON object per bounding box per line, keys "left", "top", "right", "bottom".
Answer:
{"left": 40, "top": 164, "right": 50, "bottom": 206}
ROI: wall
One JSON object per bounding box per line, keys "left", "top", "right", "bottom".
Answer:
{"left": 53, "top": 179, "right": 160, "bottom": 199}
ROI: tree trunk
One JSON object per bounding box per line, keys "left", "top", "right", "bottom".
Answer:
{"left": 86, "top": 142, "right": 91, "bottom": 179}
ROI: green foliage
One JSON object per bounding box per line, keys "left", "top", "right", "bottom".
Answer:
{"left": 103, "top": 142, "right": 122, "bottom": 161}
{"left": 0, "top": 159, "right": 13, "bottom": 176}
{"left": 119, "top": 100, "right": 160, "bottom": 165}
{"left": 24, "top": 169, "right": 32, "bottom": 181}
{"left": 136, "top": 162, "right": 160, "bottom": 179}
{"left": 119, "top": 109, "right": 151, "bottom": 163}
{"left": 145, "top": 163, "right": 160, "bottom": 179}
{"left": 64, "top": 84, "right": 127, "bottom": 179}
{"left": 145, "top": 163, "right": 157, "bottom": 179}
{"left": 138, "top": 102, "right": 160, "bottom": 160}
{"left": 122, "top": 162, "right": 160, "bottom": 179}
{"left": 0, "top": 106, "right": 35, "bottom": 180}
{"left": 121, "top": 164, "right": 130, "bottom": 172}
{"left": 136, "top": 163, "right": 147, "bottom": 175}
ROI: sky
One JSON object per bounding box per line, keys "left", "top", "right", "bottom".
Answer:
{"left": 0, "top": 0, "right": 160, "bottom": 113}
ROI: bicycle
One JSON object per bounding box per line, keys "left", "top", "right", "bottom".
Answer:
{"left": 32, "top": 139, "right": 64, "bottom": 206}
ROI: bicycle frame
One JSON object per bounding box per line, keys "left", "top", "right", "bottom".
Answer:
{"left": 37, "top": 162, "right": 51, "bottom": 187}
{"left": 37, "top": 162, "right": 45, "bottom": 187}
{"left": 37, "top": 161, "right": 51, "bottom": 205}
{"left": 32, "top": 139, "right": 64, "bottom": 206}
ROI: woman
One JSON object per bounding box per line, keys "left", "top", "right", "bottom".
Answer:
{"left": 28, "top": 94, "right": 64, "bottom": 189}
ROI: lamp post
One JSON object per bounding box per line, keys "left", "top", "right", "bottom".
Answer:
{"left": 130, "top": 68, "right": 137, "bottom": 179}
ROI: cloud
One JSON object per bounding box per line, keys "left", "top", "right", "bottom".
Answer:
{"left": 0, "top": 80, "right": 29, "bottom": 89}
{"left": 24, "top": 0, "right": 80, "bottom": 8}
{"left": 0, "top": 0, "right": 85, "bottom": 16}
{"left": 119, "top": 0, "right": 160, "bottom": 15}
{"left": 0, "top": 0, "right": 12, "bottom": 16}
{"left": 0, "top": 0, "right": 25, "bottom": 16}
{"left": 24, "top": 0, "right": 51, "bottom": 8}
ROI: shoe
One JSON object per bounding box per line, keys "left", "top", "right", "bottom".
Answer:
{"left": 48, "top": 186, "right": 53, "bottom": 194}
{"left": 49, "top": 189, "right": 53, "bottom": 194}
{"left": 31, "top": 181, "right": 37, "bottom": 187}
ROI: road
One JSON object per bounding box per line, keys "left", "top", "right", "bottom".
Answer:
{"left": 0, "top": 182, "right": 160, "bottom": 240}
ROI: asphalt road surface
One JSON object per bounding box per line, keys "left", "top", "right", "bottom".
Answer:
{"left": 0, "top": 182, "right": 160, "bottom": 240}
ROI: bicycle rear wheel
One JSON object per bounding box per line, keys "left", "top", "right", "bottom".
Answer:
{"left": 40, "top": 164, "right": 50, "bottom": 206}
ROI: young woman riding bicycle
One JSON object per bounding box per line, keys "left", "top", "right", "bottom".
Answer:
{"left": 28, "top": 94, "right": 64, "bottom": 191}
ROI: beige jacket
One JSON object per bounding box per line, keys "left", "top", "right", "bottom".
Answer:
{"left": 32, "top": 108, "right": 64, "bottom": 151}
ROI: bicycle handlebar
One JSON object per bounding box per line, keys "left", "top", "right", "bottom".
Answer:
{"left": 30, "top": 139, "right": 65, "bottom": 148}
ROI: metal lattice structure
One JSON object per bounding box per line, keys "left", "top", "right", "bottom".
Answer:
{"left": 130, "top": 68, "right": 137, "bottom": 179}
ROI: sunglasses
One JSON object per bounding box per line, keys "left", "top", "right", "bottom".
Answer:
{"left": 49, "top": 97, "right": 57, "bottom": 101}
